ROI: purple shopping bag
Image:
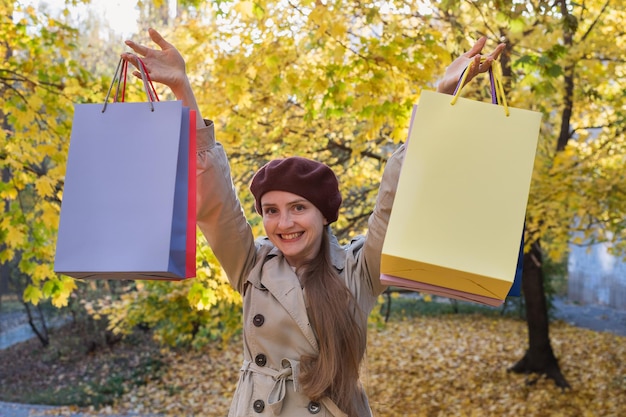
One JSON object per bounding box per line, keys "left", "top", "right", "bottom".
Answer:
{"left": 54, "top": 57, "right": 196, "bottom": 280}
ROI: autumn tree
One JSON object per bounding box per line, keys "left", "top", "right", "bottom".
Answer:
{"left": 0, "top": 0, "right": 102, "bottom": 336}
{"left": 513, "top": 0, "right": 625, "bottom": 388}
{"left": 91, "top": 0, "right": 458, "bottom": 344}
{"left": 428, "top": 0, "right": 626, "bottom": 388}
{"left": 1, "top": 0, "right": 147, "bottom": 347}
{"left": 89, "top": 0, "right": 626, "bottom": 356}
{"left": 163, "top": 0, "right": 626, "bottom": 387}
{"left": 7, "top": 0, "right": 625, "bottom": 391}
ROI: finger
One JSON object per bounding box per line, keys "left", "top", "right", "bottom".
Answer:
{"left": 148, "top": 27, "right": 174, "bottom": 51}
{"left": 124, "top": 39, "right": 151, "bottom": 57}
{"left": 490, "top": 43, "right": 506, "bottom": 60}
{"left": 120, "top": 52, "right": 139, "bottom": 69}
{"left": 471, "top": 55, "right": 482, "bottom": 72}
{"left": 478, "top": 58, "right": 493, "bottom": 73}
{"left": 122, "top": 52, "right": 148, "bottom": 70}
{"left": 465, "top": 36, "right": 487, "bottom": 57}
{"left": 483, "top": 43, "right": 505, "bottom": 61}
{"left": 481, "top": 44, "right": 506, "bottom": 70}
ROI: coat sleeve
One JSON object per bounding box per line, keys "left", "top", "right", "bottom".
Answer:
{"left": 195, "top": 120, "right": 256, "bottom": 293}
{"left": 359, "top": 144, "right": 406, "bottom": 296}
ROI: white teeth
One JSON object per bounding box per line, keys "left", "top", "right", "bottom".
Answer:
{"left": 282, "top": 233, "right": 301, "bottom": 240}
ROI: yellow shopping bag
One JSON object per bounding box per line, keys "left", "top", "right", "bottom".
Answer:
{"left": 381, "top": 62, "right": 540, "bottom": 305}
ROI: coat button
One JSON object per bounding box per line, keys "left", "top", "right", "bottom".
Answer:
{"left": 253, "top": 314, "right": 265, "bottom": 327}
{"left": 255, "top": 353, "right": 267, "bottom": 367}
{"left": 307, "top": 401, "right": 321, "bottom": 414}
{"left": 253, "top": 399, "right": 265, "bottom": 413}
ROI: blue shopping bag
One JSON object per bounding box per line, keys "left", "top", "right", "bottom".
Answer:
{"left": 507, "top": 233, "right": 524, "bottom": 297}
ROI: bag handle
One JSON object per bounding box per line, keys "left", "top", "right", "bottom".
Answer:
{"left": 102, "top": 54, "right": 159, "bottom": 113}
{"left": 450, "top": 58, "right": 510, "bottom": 117}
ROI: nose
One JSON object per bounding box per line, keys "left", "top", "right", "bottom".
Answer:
{"left": 277, "top": 211, "right": 294, "bottom": 228}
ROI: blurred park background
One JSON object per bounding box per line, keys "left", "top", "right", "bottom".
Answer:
{"left": 1, "top": 0, "right": 625, "bottom": 416}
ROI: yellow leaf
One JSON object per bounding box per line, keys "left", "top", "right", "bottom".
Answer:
{"left": 235, "top": 1, "right": 254, "bottom": 18}
{"left": 32, "top": 263, "right": 54, "bottom": 281}
{"left": 35, "top": 176, "right": 55, "bottom": 198}
{"left": 246, "top": 66, "right": 257, "bottom": 79}
{"left": 329, "top": 21, "right": 347, "bottom": 38}
{"left": 23, "top": 284, "right": 42, "bottom": 305}
{"left": 37, "top": 201, "right": 59, "bottom": 227}
{"left": 0, "top": 186, "right": 18, "bottom": 200}
{"left": 5, "top": 225, "right": 26, "bottom": 247}
{"left": 51, "top": 277, "right": 77, "bottom": 307}
{"left": 28, "top": 94, "right": 44, "bottom": 111}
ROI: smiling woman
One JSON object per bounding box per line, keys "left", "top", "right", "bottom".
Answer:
{"left": 250, "top": 156, "right": 342, "bottom": 269}
{"left": 256, "top": 191, "right": 327, "bottom": 270}
{"left": 119, "top": 26, "right": 505, "bottom": 416}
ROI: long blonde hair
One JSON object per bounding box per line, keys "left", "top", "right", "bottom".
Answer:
{"left": 297, "top": 227, "right": 367, "bottom": 417}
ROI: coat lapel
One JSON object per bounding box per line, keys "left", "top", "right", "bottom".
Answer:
{"left": 260, "top": 251, "right": 319, "bottom": 351}
{"left": 328, "top": 233, "right": 346, "bottom": 273}
{"left": 249, "top": 231, "right": 347, "bottom": 353}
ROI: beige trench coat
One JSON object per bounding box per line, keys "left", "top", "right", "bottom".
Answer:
{"left": 195, "top": 121, "right": 405, "bottom": 417}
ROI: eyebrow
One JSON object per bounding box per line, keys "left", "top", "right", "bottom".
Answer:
{"left": 261, "top": 197, "right": 309, "bottom": 208}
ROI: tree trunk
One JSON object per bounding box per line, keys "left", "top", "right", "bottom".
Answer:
{"left": 23, "top": 301, "right": 50, "bottom": 347}
{"left": 0, "top": 168, "right": 10, "bottom": 299}
{"left": 509, "top": 240, "right": 570, "bottom": 388}
{"left": 7, "top": 266, "right": 51, "bottom": 348}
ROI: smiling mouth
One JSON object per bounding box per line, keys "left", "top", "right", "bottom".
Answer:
{"left": 281, "top": 232, "right": 303, "bottom": 240}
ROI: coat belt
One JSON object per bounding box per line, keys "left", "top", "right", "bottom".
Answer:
{"left": 239, "top": 359, "right": 347, "bottom": 417}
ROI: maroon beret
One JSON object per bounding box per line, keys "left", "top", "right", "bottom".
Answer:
{"left": 250, "top": 156, "right": 342, "bottom": 223}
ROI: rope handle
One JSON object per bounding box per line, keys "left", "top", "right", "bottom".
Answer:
{"left": 450, "top": 57, "right": 510, "bottom": 117}
{"left": 102, "top": 54, "right": 159, "bottom": 113}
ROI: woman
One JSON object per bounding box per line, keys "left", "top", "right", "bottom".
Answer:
{"left": 123, "top": 29, "right": 504, "bottom": 417}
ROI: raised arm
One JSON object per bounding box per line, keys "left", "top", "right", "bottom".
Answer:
{"left": 121, "top": 29, "right": 256, "bottom": 292}
{"left": 361, "top": 36, "right": 507, "bottom": 295}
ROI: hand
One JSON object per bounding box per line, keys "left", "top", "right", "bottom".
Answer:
{"left": 122, "top": 28, "right": 204, "bottom": 127}
{"left": 437, "top": 37, "right": 506, "bottom": 95}
{"left": 122, "top": 28, "right": 188, "bottom": 96}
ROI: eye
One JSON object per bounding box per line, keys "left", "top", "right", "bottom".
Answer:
{"left": 263, "top": 207, "right": 278, "bottom": 215}
{"left": 294, "top": 204, "right": 306, "bottom": 212}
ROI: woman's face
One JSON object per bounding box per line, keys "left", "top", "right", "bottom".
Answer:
{"left": 260, "top": 190, "right": 328, "bottom": 269}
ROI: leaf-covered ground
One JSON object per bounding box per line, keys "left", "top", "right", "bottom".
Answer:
{"left": 2, "top": 314, "right": 624, "bottom": 416}
{"left": 75, "top": 316, "right": 626, "bottom": 416}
